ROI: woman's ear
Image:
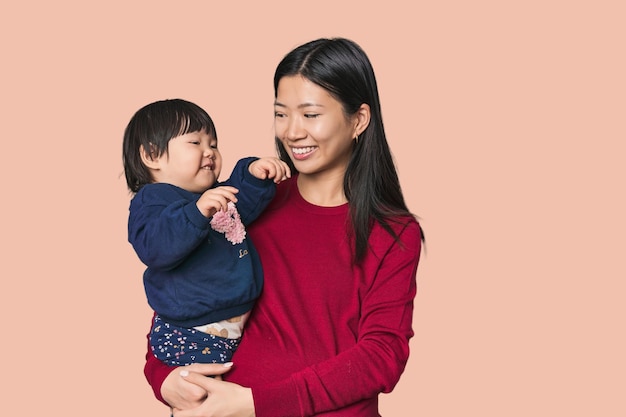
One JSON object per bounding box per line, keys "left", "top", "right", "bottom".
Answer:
{"left": 140, "top": 144, "right": 161, "bottom": 170}
{"left": 354, "top": 103, "right": 371, "bottom": 137}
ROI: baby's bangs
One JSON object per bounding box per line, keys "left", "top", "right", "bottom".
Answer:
{"left": 174, "top": 108, "right": 216, "bottom": 138}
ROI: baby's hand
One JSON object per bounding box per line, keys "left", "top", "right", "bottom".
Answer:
{"left": 249, "top": 157, "right": 292, "bottom": 183}
{"left": 196, "top": 186, "right": 239, "bottom": 218}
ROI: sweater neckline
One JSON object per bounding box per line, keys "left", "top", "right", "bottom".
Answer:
{"left": 290, "top": 176, "right": 349, "bottom": 216}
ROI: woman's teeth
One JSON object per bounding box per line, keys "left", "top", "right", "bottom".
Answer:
{"left": 292, "top": 147, "right": 315, "bottom": 155}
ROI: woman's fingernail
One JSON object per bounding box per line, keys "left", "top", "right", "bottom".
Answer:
{"left": 180, "top": 370, "right": 189, "bottom": 377}
{"left": 223, "top": 362, "right": 233, "bottom": 368}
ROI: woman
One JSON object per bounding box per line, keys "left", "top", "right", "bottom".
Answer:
{"left": 144, "top": 37, "right": 423, "bottom": 417}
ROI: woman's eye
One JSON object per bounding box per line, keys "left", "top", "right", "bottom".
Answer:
{"left": 304, "top": 113, "right": 319, "bottom": 118}
{"left": 190, "top": 141, "right": 200, "bottom": 145}
{"left": 274, "top": 112, "right": 285, "bottom": 118}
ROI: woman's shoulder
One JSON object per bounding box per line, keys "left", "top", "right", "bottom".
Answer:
{"left": 369, "top": 215, "right": 422, "bottom": 255}
{"left": 375, "top": 214, "right": 421, "bottom": 235}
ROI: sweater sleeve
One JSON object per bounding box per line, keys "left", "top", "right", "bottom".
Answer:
{"left": 219, "top": 157, "right": 276, "bottom": 225}
{"left": 252, "top": 221, "right": 422, "bottom": 417}
{"left": 129, "top": 185, "right": 212, "bottom": 270}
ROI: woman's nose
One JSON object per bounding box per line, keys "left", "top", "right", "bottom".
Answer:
{"left": 285, "top": 117, "right": 305, "bottom": 140}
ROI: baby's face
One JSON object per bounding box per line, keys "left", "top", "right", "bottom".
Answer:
{"left": 151, "top": 130, "right": 222, "bottom": 193}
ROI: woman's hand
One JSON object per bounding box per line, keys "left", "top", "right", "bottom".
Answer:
{"left": 161, "top": 363, "right": 234, "bottom": 412}
{"left": 174, "top": 369, "right": 255, "bottom": 417}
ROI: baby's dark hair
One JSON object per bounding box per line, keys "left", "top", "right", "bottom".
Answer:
{"left": 122, "top": 98, "right": 217, "bottom": 192}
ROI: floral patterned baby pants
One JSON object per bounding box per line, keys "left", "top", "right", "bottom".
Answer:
{"left": 150, "top": 314, "right": 241, "bottom": 366}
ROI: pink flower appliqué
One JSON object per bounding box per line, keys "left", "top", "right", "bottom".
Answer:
{"left": 210, "top": 202, "right": 246, "bottom": 244}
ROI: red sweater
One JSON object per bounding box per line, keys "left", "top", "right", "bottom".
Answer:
{"left": 144, "top": 177, "right": 422, "bottom": 416}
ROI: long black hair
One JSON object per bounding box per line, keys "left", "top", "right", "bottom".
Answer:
{"left": 122, "top": 98, "right": 217, "bottom": 193}
{"left": 274, "top": 38, "right": 421, "bottom": 261}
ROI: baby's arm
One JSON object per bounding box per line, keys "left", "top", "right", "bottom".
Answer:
{"left": 220, "top": 157, "right": 284, "bottom": 225}
{"left": 248, "top": 157, "right": 291, "bottom": 183}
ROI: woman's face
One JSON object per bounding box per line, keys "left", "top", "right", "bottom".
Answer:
{"left": 274, "top": 75, "right": 358, "bottom": 178}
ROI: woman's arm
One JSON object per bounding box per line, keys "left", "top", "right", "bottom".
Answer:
{"left": 144, "top": 338, "right": 177, "bottom": 405}
{"left": 253, "top": 221, "right": 422, "bottom": 416}
{"left": 176, "top": 372, "right": 255, "bottom": 417}
{"left": 143, "top": 316, "right": 232, "bottom": 408}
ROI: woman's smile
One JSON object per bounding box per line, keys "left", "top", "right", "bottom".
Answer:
{"left": 290, "top": 146, "right": 318, "bottom": 159}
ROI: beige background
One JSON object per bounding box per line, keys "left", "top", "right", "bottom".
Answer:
{"left": 1, "top": 1, "right": 624, "bottom": 416}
